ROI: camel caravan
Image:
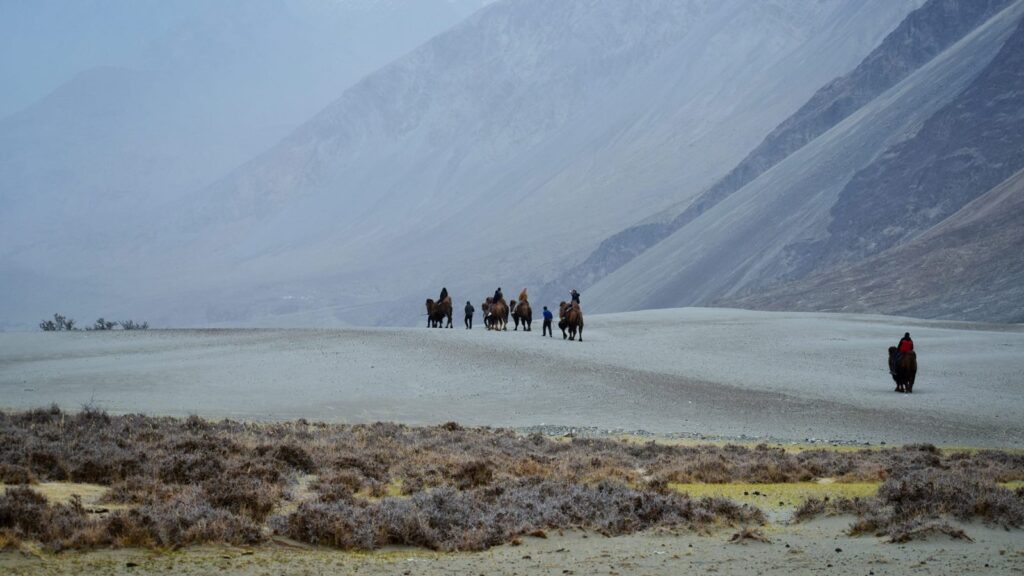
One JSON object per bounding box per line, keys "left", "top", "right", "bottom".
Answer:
{"left": 427, "top": 287, "right": 584, "bottom": 341}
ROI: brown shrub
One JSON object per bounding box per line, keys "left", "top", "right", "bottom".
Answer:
{"left": 277, "top": 478, "right": 764, "bottom": 552}
{"left": 0, "top": 463, "right": 35, "bottom": 484}
{"left": 453, "top": 460, "right": 494, "bottom": 490}
{"left": 203, "top": 476, "right": 279, "bottom": 522}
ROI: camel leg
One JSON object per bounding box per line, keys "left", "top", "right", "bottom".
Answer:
{"left": 578, "top": 326, "right": 582, "bottom": 342}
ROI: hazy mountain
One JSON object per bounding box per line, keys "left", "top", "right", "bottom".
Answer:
{"left": 0, "top": 0, "right": 487, "bottom": 327}
{"left": 546, "top": 0, "right": 1013, "bottom": 305}
{"left": 82, "top": 0, "right": 920, "bottom": 328}
{"left": 587, "top": 0, "right": 1024, "bottom": 320}
{"left": 726, "top": 168, "right": 1024, "bottom": 323}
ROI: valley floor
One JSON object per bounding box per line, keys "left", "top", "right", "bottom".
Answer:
{"left": 1, "top": 308, "right": 1022, "bottom": 447}
{"left": 3, "top": 522, "right": 1023, "bottom": 576}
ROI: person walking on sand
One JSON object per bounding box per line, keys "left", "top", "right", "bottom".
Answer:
{"left": 465, "top": 301, "right": 474, "bottom": 330}
{"left": 542, "top": 306, "right": 554, "bottom": 337}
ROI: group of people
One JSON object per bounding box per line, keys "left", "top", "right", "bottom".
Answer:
{"left": 454, "top": 287, "right": 580, "bottom": 337}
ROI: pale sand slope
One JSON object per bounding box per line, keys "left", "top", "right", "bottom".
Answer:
{"left": 2, "top": 520, "right": 1023, "bottom": 576}
{"left": 1, "top": 308, "right": 1022, "bottom": 447}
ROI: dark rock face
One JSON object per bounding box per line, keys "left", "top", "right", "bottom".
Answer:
{"left": 804, "top": 16, "right": 1024, "bottom": 273}
{"left": 559, "top": 0, "right": 1016, "bottom": 298}
{"left": 730, "top": 19, "right": 1024, "bottom": 321}
{"left": 725, "top": 167, "right": 1024, "bottom": 323}
{"left": 713, "top": 0, "right": 1018, "bottom": 225}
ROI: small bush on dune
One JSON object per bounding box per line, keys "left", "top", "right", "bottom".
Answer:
{"left": 793, "top": 469, "right": 1024, "bottom": 541}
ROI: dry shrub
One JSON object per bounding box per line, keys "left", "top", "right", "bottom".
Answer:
{"left": 730, "top": 526, "right": 771, "bottom": 543}
{"left": 878, "top": 469, "right": 1024, "bottom": 527}
{"left": 795, "top": 469, "right": 1024, "bottom": 540}
{"left": 203, "top": 476, "right": 279, "bottom": 522}
{"left": 269, "top": 444, "right": 316, "bottom": 473}
{"left": 2, "top": 409, "right": 1023, "bottom": 552}
{"left": 101, "top": 476, "right": 177, "bottom": 505}
{"left": 452, "top": 460, "right": 494, "bottom": 490}
{"left": 0, "top": 528, "right": 21, "bottom": 550}
{"left": 887, "top": 520, "right": 974, "bottom": 543}
{"left": 278, "top": 478, "right": 764, "bottom": 551}
{"left": 0, "top": 486, "right": 91, "bottom": 550}
{"left": 0, "top": 463, "right": 35, "bottom": 484}
{"left": 106, "top": 487, "right": 263, "bottom": 548}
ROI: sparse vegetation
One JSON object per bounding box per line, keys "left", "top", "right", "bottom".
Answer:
{"left": 39, "top": 313, "right": 75, "bottom": 331}
{"left": 38, "top": 314, "right": 149, "bottom": 331}
{"left": 792, "top": 468, "right": 1024, "bottom": 541}
{"left": 0, "top": 409, "right": 1022, "bottom": 551}
{"left": 90, "top": 318, "right": 116, "bottom": 331}
{"left": 119, "top": 320, "right": 149, "bottom": 330}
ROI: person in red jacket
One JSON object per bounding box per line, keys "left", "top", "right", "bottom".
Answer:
{"left": 898, "top": 332, "right": 914, "bottom": 353}
{"left": 891, "top": 332, "right": 914, "bottom": 375}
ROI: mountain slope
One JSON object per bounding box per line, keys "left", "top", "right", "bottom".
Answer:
{"left": 121, "top": 0, "right": 922, "bottom": 327}
{"left": 0, "top": 0, "right": 484, "bottom": 281}
{"left": 587, "top": 0, "right": 1024, "bottom": 319}
{"left": 725, "top": 168, "right": 1024, "bottom": 322}
{"left": 546, "top": 0, "right": 1009, "bottom": 304}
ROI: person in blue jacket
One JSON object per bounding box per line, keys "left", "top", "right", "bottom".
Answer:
{"left": 542, "top": 306, "right": 554, "bottom": 337}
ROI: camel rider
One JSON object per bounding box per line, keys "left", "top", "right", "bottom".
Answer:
{"left": 570, "top": 289, "right": 580, "bottom": 306}
{"left": 892, "top": 332, "right": 914, "bottom": 374}
{"left": 494, "top": 287, "right": 503, "bottom": 303}
{"left": 898, "top": 332, "right": 914, "bottom": 353}
{"left": 439, "top": 287, "right": 448, "bottom": 303}
{"left": 464, "top": 301, "right": 474, "bottom": 330}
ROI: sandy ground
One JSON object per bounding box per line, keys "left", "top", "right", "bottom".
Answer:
{"left": 1, "top": 308, "right": 1022, "bottom": 447}
{"left": 2, "top": 520, "right": 1023, "bottom": 576}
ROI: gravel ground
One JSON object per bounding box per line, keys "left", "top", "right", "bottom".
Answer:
{"left": 3, "top": 520, "right": 1023, "bottom": 576}
{"left": 1, "top": 308, "right": 1022, "bottom": 447}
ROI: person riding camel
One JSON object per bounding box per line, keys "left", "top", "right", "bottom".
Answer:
{"left": 519, "top": 288, "right": 528, "bottom": 303}
{"left": 439, "top": 287, "right": 448, "bottom": 303}
{"left": 898, "top": 332, "right": 914, "bottom": 353}
{"left": 569, "top": 289, "right": 580, "bottom": 308}
{"left": 891, "top": 332, "right": 914, "bottom": 375}
{"left": 494, "top": 287, "right": 503, "bottom": 303}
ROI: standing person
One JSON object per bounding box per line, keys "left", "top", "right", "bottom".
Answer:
{"left": 542, "top": 306, "right": 554, "bottom": 337}
{"left": 464, "top": 301, "right": 474, "bottom": 329}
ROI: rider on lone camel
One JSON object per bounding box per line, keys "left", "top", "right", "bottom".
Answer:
{"left": 891, "top": 332, "right": 914, "bottom": 375}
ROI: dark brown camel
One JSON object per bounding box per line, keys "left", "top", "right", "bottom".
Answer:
{"left": 425, "top": 297, "right": 453, "bottom": 328}
{"left": 558, "top": 301, "right": 583, "bottom": 341}
{"left": 888, "top": 347, "right": 917, "bottom": 393}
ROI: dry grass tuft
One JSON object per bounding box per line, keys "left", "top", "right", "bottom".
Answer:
{"left": 729, "top": 527, "right": 771, "bottom": 544}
